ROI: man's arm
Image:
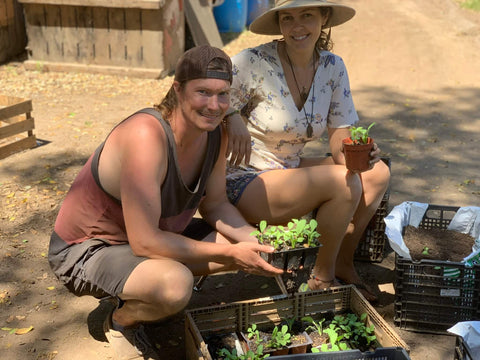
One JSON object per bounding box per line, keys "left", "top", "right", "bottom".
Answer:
{"left": 115, "top": 116, "right": 280, "bottom": 275}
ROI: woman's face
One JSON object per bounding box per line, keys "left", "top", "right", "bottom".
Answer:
{"left": 175, "top": 78, "right": 230, "bottom": 132}
{"left": 278, "top": 7, "right": 326, "bottom": 51}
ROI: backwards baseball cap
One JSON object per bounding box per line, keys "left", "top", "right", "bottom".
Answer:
{"left": 174, "top": 45, "right": 233, "bottom": 84}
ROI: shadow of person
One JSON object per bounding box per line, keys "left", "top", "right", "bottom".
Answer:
{"left": 87, "top": 298, "right": 116, "bottom": 342}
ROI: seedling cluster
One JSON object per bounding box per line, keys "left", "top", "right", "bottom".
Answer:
{"left": 303, "top": 312, "right": 377, "bottom": 353}
{"left": 349, "top": 122, "right": 375, "bottom": 144}
{"left": 250, "top": 218, "right": 321, "bottom": 250}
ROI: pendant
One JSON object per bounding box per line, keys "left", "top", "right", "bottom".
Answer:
{"left": 306, "top": 123, "right": 313, "bottom": 138}
{"left": 301, "top": 90, "right": 308, "bottom": 103}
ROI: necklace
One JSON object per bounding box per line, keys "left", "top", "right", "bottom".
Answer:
{"left": 285, "top": 49, "right": 317, "bottom": 138}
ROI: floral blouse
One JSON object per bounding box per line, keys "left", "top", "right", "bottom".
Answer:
{"left": 229, "top": 40, "right": 359, "bottom": 170}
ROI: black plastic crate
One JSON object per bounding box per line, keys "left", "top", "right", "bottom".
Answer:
{"left": 354, "top": 157, "right": 391, "bottom": 262}
{"left": 454, "top": 336, "right": 475, "bottom": 360}
{"left": 394, "top": 204, "right": 480, "bottom": 334}
{"left": 270, "top": 347, "right": 411, "bottom": 360}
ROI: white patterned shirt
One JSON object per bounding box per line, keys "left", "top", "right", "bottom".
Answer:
{"left": 229, "top": 40, "right": 359, "bottom": 171}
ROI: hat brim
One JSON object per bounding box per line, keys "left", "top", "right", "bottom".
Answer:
{"left": 249, "top": 0, "right": 355, "bottom": 35}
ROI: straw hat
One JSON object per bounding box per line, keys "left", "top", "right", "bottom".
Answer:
{"left": 249, "top": 0, "right": 355, "bottom": 35}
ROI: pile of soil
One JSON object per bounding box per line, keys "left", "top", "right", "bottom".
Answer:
{"left": 403, "top": 225, "right": 474, "bottom": 261}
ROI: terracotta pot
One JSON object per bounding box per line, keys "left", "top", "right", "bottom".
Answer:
{"left": 342, "top": 137, "right": 374, "bottom": 172}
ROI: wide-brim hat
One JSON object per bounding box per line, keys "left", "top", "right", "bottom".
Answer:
{"left": 249, "top": 0, "right": 355, "bottom": 35}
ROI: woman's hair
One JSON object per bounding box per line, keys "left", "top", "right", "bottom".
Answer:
{"left": 316, "top": 7, "right": 333, "bottom": 51}
{"left": 154, "top": 57, "right": 231, "bottom": 121}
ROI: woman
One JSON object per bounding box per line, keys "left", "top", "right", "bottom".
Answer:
{"left": 224, "top": 0, "right": 390, "bottom": 301}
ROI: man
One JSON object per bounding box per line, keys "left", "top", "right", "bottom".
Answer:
{"left": 48, "top": 45, "right": 283, "bottom": 359}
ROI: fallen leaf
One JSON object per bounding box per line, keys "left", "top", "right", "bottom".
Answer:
{"left": 15, "top": 326, "right": 34, "bottom": 335}
{"left": 46, "top": 286, "right": 55, "bottom": 291}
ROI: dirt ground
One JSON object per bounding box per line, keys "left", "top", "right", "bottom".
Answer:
{"left": 1, "top": 0, "right": 480, "bottom": 359}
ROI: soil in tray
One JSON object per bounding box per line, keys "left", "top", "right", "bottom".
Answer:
{"left": 404, "top": 225, "right": 475, "bottom": 261}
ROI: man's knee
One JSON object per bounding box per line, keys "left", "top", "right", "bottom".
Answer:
{"left": 143, "top": 262, "right": 193, "bottom": 316}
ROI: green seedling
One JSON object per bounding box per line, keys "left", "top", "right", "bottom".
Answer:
{"left": 218, "top": 346, "right": 270, "bottom": 360}
{"left": 422, "top": 246, "right": 430, "bottom": 255}
{"left": 349, "top": 122, "right": 375, "bottom": 144}
{"left": 267, "top": 325, "right": 291, "bottom": 349}
{"left": 301, "top": 316, "right": 325, "bottom": 336}
{"left": 247, "top": 324, "right": 262, "bottom": 345}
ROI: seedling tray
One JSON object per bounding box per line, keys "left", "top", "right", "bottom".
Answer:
{"left": 394, "top": 204, "right": 480, "bottom": 334}
{"left": 261, "top": 245, "right": 320, "bottom": 271}
{"left": 270, "top": 347, "right": 411, "bottom": 360}
{"left": 185, "top": 285, "right": 409, "bottom": 360}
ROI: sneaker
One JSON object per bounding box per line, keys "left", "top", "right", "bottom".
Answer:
{"left": 104, "top": 309, "right": 160, "bottom": 360}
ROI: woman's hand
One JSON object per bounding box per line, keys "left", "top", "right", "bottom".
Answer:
{"left": 225, "top": 112, "right": 251, "bottom": 166}
{"left": 369, "top": 142, "right": 381, "bottom": 168}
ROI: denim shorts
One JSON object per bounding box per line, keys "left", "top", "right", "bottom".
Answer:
{"left": 226, "top": 168, "right": 265, "bottom": 205}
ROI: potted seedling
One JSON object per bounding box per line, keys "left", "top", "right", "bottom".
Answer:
{"left": 342, "top": 122, "right": 376, "bottom": 172}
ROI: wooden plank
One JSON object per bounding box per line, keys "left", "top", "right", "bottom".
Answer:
{"left": 91, "top": 6, "right": 109, "bottom": 64}
{"left": 0, "top": 0, "right": 8, "bottom": 28}
{"left": 41, "top": 5, "right": 63, "bottom": 61}
{"left": 18, "top": 0, "right": 165, "bottom": 10}
{"left": 0, "top": 135, "right": 37, "bottom": 160}
{"left": 59, "top": 5, "right": 78, "bottom": 62}
{"left": 140, "top": 8, "right": 164, "bottom": 69}
{"left": 124, "top": 8, "right": 142, "bottom": 67}
{"left": 23, "top": 4, "right": 49, "bottom": 60}
{"left": 0, "top": 118, "right": 35, "bottom": 139}
{"left": 184, "top": 0, "right": 222, "bottom": 48}
{"left": 75, "top": 6, "right": 94, "bottom": 62}
{"left": 0, "top": 98, "right": 32, "bottom": 120}
{"left": 107, "top": 8, "right": 128, "bottom": 67}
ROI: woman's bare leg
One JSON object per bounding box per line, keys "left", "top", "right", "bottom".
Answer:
{"left": 236, "top": 165, "right": 363, "bottom": 289}
{"left": 335, "top": 160, "right": 391, "bottom": 285}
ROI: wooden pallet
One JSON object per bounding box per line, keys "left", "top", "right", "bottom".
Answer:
{"left": 0, "top": 95, "right": 36, "bottom": 159}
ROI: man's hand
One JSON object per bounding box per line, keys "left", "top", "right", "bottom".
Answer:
{"left": 231, "top": 242, "right": 284, "bottom": 276}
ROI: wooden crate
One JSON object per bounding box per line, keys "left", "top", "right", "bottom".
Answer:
{"left": 0, "top": 0, "right": 27, "bottom": 63}
{"left": 18, "top": 0, "right": 184, "bottom": 78}
{"left": 0, "top": 95, "right": 36, "bottom": 159}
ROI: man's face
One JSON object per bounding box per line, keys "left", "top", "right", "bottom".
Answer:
{"left": 176, "top": 78, "right": 230, "bottom": 132}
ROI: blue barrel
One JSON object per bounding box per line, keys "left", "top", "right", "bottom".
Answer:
{"left": 247, "top": 0, "right": 270, "bottom": 26}
{"left": 213, "top": 0, "right": 248, "bottom": 33}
